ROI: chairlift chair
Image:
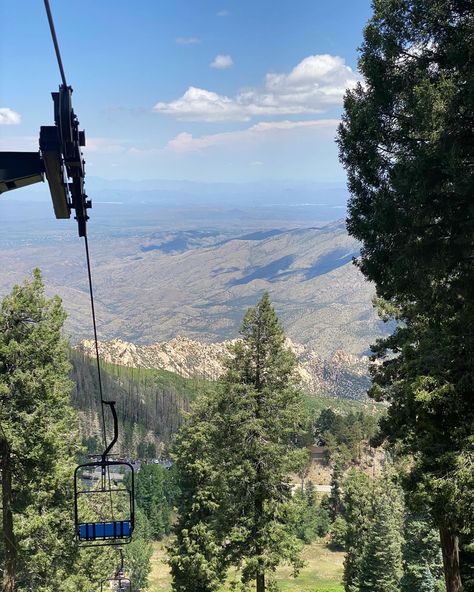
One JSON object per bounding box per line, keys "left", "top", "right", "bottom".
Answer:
{"left": 74, "top": 401, "right": 135, "bottom": 546}
{"left": 100, "top": 578, "right": 132, "bottom": 592}
{"left": 100, "top": 547, "right": 132, "bottom": 591}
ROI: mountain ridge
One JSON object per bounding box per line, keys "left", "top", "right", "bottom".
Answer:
{"left": 0, "top": 218, "right": 387, "bottom": 357}
{"left": 79, "top": 335, "right": 371, "bottom": 400}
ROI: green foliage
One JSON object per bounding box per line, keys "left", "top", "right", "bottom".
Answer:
{"left": 314, "top": 408, "right": 379, "bottom": 467}
{"left": 340, "top": 470, "right": 373, "bottom": 592}
{"left": 0, "top": 270, "right": 154, "bottom": 590}
{"left": 293, "top": 487, "right": 331, "bottom": 544}
{"left": 401, "top": 512, "right": 444, "bottom": 592}
{"left": 341, "top": 471, "right": 405, "bottom": 592}
{"left": 134, "top": 463, "right": 174, "bottom": 540}
{"left": 124, "top": 522, "right": 153, "bottom": 592}
{"left": 0, "top": 269, "right": 81, "bottom": 591}
{"left": 358, "top": 481, "right": 404, "bottom": 592}
{"left": 167, "top": 392, "right": 228, "bottom": 592}
{"left": 338, "top": 1, "right": 474, "bottom": 588}
{"left": 459, "top": 534, "right": 474, "bottom": 592}
{"left": 169, "top": 293, "right": 308, "bottom": 592}
{"left": 339, "top": 468, "right": 447, "bottom": 592}
{"left": 329, "top": 517, "right": 348, "bottom": 552}
{"left": 71, "top": 352, "right": 206, "bottom": 456}
{"left": 219, "top": 293, "right": 307, "bottom": 589}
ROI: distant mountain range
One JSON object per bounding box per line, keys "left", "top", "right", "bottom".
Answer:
{"left": 79, "top": 335, "right": 371, "bottom": 400}
{"left": 0, "top": 218, "right": 387, "bottom": 357}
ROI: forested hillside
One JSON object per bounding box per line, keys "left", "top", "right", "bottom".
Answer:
{"left": 70, "top": 350, "right": 205, "bottom": 456}
{"left": 79, "top": 336, "right": 371, "bottom": 400}
{"left": 70, "top": 348, "right": 377, "bottom": 457}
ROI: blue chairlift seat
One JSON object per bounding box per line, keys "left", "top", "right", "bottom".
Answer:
{"left": 74, "top": 402, "right": 135, "bottom": 547}
{"left": 78, "top": 519, "right": 132, "bottom": 541}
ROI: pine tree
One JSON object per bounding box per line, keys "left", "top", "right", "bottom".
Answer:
{"left": 341, "top": 469, "right": 373, "bottom": 592}
{"left": 0, "top": 270, "right": 79, "bottom": 591}
{"left": 401, "top": 512, "right": 444, "bottom": 592}
{"left": 359, "top": 480, "right": 404, "bottom": 592}
{"left": 134, "top": 464, "right": 171, "bottom": 539}
{"left": 169, "top": 293, "right": 307, "bottom": 592}
{"left": 219, "top": 292, "right": 307, "bottom": 592}
{"left": 167, "top": 393, "right": 228, "bottom": 592}
{"left": 123, "top": 510, "right": 154, "bottom": 592}
{"left": 337, "top": 2, "right": 474, "bottom": 590}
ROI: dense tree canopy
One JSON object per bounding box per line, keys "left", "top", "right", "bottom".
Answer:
{"left": 0, "top": 270, "right": 78, "bottom": 591}
{"left": 338, "top": 1, "right": 473, "bottom": 591}
{"left": 169, "top": 293, "right": 308, "bottom": 592}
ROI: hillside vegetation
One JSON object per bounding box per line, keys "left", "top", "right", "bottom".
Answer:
{"left": 78, "top": 335, "right": 371, "bottom": 400}
{"left": 70, "top": 347, "right": 378, "bottom": 457}
{"left": 0, "top": 221, "right": 387, "bottom": 356}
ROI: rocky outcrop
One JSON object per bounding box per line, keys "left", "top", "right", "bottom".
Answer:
{"left": 79, "top": 336, "right": 370, "bottom": 400}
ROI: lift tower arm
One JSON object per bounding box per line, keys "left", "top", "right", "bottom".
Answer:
{"left": 0, "top": 84, "right": 91, "bottom": 237}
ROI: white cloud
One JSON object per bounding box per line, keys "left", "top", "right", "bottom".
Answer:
{"left": 165, "top": 119, "right": 339, "bottom": 153}
{"left": 0, "top": 136, "right": 37, "bottom": 150}
{"left": 0, "top": 108, "right": 21, "bottom": 125}
{"left": 217, "top": 10, "right": 230, "bottom": 16}
{"left": 154, "top": 54, "right": 359, "bottom": 121}
{"left": 85, "top": 137, "right": 128, "bottom": 154}
{"left": 211, "top": 54, "right": 233, "bottom": 70}
{"left": 154, "top": 87, "right": 247, "bottom": 122}
{"left": 176, "top": 36, "right": 201, "bottom": 45}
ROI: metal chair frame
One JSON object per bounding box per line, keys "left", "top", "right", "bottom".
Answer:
{"left": 74, "top": 401, "right": 135, "bottom": 547}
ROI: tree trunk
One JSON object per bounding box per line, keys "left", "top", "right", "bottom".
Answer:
{"left": 256, "top": 571, "right": 265, "bottom": 592}
{"left": 439, "top": 525, "right": 463, "bottom": 592}
{"left": 1, "top": 438, "right": 16, "bottom": 592}
{"left": 255, "top": 492, "right": 265, "bottom": 592}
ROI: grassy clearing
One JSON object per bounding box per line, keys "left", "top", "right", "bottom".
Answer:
{"left": 148, "top": 540, "right": 344, "bottom": 592}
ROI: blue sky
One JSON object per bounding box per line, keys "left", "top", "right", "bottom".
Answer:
{"left": 0, "top": 0, "right": 373, "bottom": 183}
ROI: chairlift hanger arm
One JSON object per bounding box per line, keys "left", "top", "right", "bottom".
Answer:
{"left": 0, "top": 152, "right": 44, "bottom": 194}
{"left": 40, "top": 84, "right": 91, "bottom": 236}
{"left": 1, "top": 0, "right": 91, "bottom": 237}
{"left": 102, "top": 401, "right": 119, "bottom": 463}
{"left": 0, "top": 88, "right": 90, "bottom": 237}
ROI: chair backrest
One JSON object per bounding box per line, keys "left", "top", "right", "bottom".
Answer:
{"left": 74, "top": 459, "right": 135, "bottom": 547}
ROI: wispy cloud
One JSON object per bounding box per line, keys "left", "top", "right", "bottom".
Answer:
{"left": 165, "top": 119, "right": 339, "bottom": 153}
{"left": 154, "top": 54, "right": 359, "bottom": 122}
{"left": 217, "top": 10, "right": 230, "bottom": 16}
{"left": 175, "top": 36, "right": 201, "bottom": 45}
{"left": 0, "top": 108, "right": 21, "bottom": 125}
{"left": 210, "top": 54, "right": 233, "bottom": 70}
{"left": 0, "top": 136, "right": 36, "bottom": 150}
{"left": 84, "top": 137, "right": 128, "bottom": 154}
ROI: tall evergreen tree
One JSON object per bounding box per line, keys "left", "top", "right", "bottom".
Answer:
{"left": 337, "top": 2, "right": 474, "bottom": 590}
{"left": 401, "top": 512, "right": 444, "bottom": 592}
{"left": 341, "top": 469, "right": 373, "bottom": 592}
{"left": 0, "top": 270, "right": 79, "bottom": 591}
{"left": 134, "top": 464, "right": 171, "bottom": 540}
{"left": 220, "top": 292, "right": 307, "bottom": 592}
{"left": 169, "top": 293, "right": 307, "bottom": 592}
{"left": 168, "top": 393, "right": 228, "bottom": 592}
{"left": 359, "top": 480, "right": 404, "bottom": 592}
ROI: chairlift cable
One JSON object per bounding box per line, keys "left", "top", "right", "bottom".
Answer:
{"left": 43, "top": 0, "right": 68, "bottom": 88}
{"left": 42, "top": 0, "right": 117, "bottom": 523}
{"left": 42, "top": 0, "right": 108, "bottom": 456}
{"left": 84, "top": 235, "right": 109, "bottom": 452}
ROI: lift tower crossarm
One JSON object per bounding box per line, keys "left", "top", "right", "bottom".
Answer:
{"left": 0, "top": 152, "right": 44, "bottom": 194}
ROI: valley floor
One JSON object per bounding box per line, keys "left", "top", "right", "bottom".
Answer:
{"left": 149, "top": 540, "right": 344, "bottom": 592}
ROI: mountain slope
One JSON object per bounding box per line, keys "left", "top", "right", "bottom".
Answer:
{"left": 79, "top": 336, "right": 371, "bottom": 400}
{"left": 0, "top": 220, "right": 386, "bottom": 356}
